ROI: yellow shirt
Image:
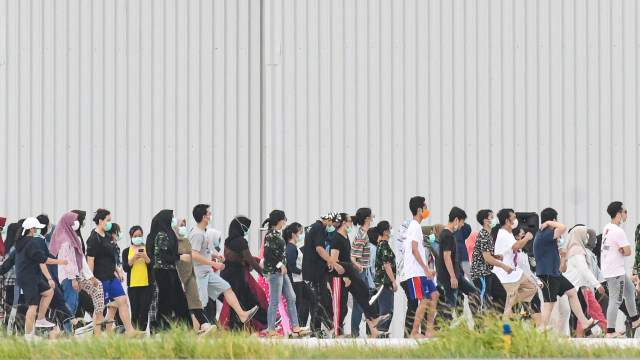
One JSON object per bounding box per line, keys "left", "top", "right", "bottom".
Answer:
{"left": 129, "top": 246, "right": 149, "bottom": 287}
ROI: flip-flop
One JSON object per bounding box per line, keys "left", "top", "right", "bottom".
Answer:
{"left": 373, "top": 314, "right": 392, "bottom": 330}
{"left": 243, "top": 306, "right": 259, "bottom": 324}
{"left": 583, "top": 319, "right": 600, "bottom": 333}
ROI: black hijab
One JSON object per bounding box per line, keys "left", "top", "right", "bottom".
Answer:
{"left": 224, "top": 216, "right": 251, "bottom": 252}
{"left": 146, "top": 209, "right": 176, "bottom": 273}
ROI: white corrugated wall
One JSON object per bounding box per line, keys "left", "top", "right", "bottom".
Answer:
{"left": 2, "top": 0, "right": 640, "bottom": 337}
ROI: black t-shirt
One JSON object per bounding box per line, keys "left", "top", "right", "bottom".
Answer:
{"left": 437, "top": 229, "right": 461, "bottom": 285}
{"left": 86, "top": 230, "right": 117, "bottom": 281}
{"left": 330, "top": 232, "right": 351, "bottom": 263}
{"left": 302, "top": 221, "right": 327, "bottom": 281}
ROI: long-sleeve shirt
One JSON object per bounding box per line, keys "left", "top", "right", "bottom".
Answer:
{"left": 263, "top": 229, "right": 286, "bottom": 274}
{"left": 57, "top": 242, "right": 80, "bottom": 281}
{"left": 565, "top": 254, "right": 602, "bottom": 290}
{"left": 154, "top": 232, "right": 179, "bottom": 270}
{"left": 286, "top": 242, "right": 302, "bottom": 284}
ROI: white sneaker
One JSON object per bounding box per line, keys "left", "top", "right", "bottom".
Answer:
{"left": 24, "top": 334, "right": 40, "bottom": 341}
{"left": 35, "top": 319, "right": 56, "bottom": 328}
{"left": 197, "top": 323, "right": 216, "bottom": 336}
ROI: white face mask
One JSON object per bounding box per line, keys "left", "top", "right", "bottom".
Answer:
{"left": 511, "top": 218, "right": 519, "bottom": 229}
{"left": 72, "top": 221, "right": 80, "bottom": 231}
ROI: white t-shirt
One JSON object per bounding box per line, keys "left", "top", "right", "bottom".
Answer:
{"left": 403, "top": 220, "right": 427, "bottom": 279}
{"left": 601, "top": 223, "right": 629, "bottom": 278}
{"left": 492, "top": 229, "right": 524, "bottom": 284}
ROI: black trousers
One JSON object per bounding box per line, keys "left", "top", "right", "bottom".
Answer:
{"left": 308, "top": 277, "right": 333, "bottom": 334}
{"left": 154, "top": 268, "right": 191, "bottom": 330}
{"left": 472, "top": 273, "right": 507, "bottom": 314}
{"left": 191, "top": 308, "right": 209, "bottom": 326}
{"left": 220, "top": 261, "right": 267, "bottom": 331}
{"left": 293, "top": 280, "right": 316, "bottom": 327}
{"left": 327, "top": 262, "right": 378, "bottom": 320}
{"left": 331, "top": 277, "right": 349, "bottom": 335}
{"left": 128, "top": 285, "right": 153, "bottom": 331}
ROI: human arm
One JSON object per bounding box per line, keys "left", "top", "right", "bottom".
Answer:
{"left": 412, "top": 241, "right": 435, "bottom": 279}
{"left": 540, "top": 221, "right": 567, "bottom": 241}
{"left": 512, "top": 232, "right": 533, "bottom": 251}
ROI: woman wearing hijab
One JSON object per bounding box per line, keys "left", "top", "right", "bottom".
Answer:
{"left": 49, "top": 212, "right": 107, "bottom": 335}
{"left": 173, "top": 218, "right": 215, "bottom": 334}
{"left": 564, "top": 226, "right": 607, "bottom": 337}
{"left": 148, "top": 210, "right": 192, "bottom": 330}
{"left": 220, "top": 216, "right": 268, "bottom": 331}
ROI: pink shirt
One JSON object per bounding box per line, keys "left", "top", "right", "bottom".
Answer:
{"left": 57, "top": 242, "right": 81, "bottom": 280}
{"left": 600, "top": 223, "right": 629, "bottom": 278}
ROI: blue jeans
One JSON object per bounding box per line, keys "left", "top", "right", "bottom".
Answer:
{"left": 442, "top": 276, "right": 480, "bottom": 317}
{"left": 62, "top": 279, "right": 79, "bottom": 314}
{"left": 350, "top": 270, "right": 371, "bottom": 335}
{"left": 265, "top": 273, "right": 299, "bottom": 331}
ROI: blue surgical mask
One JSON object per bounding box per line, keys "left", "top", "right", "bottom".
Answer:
{"left": 558, "top": 238, "right": 565, "bottom": 248}
{"left": 34, "top": 229, "right": 41, "bottom": 237}
{"left": 105, "top": 222, "right": 113, "bottom": 232}
{"left": 370, "top": 217, "right": 376, "bottom": 226}
{"left": 117, "top": 232, "right": 123, "bottom": 241}
{"left": 297, "top": 233, "right": 305, "bottom": 243}
{"left": 346, "top": 227, "right": 353, "bottom": 234}
{"left": 389, "top": 229, "right": 395, "bottom": 238}
{"left": 132, "top": 237, "right": 144, "bottom": 246}
{"left": 620, "top": 218, "right": 625, "bottom": 226}
{"left": 179, "top": 226, "right": 187, "bottom": 237}
{"left": 214, "top": 239, "right": 221, "bottom": 247}
{"left": 490, "top": 218, "right": 498, "bottom": 228}
{"left": 1, "top": 226, "right": 7, "bottom": 235}
{"left": 429, "top": 234, "right": 436, "bottom": 243}
{"left": 171, "top": 218, "right": 178, "bottom": 228}
{"left": 326, "top": 226, "right": 335, "bottom": 233}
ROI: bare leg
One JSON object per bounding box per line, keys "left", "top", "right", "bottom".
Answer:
{"left": 425, "top": 293, "right": 440, "bottom": 336}
{"left": 411, "top": 299, "right": 429, "bottom": 338}
{"left": 25, "top": 305, "right": 38, "bottom": 335}
{"left": 541, "top": 301, "right": 556, "bottom": 326}
{"left": 115, "top": 295, "right": 136, "bottom": 334}
{"left": 105, "top": 307, "right": 117, "bottom": 332}
{"left": 222, "top": 289, "right": 254, "bottom": 322}
{"left": 37, "top": 289, "right": 54, "bottom": 321}
{"left": 566, "top": 289, "right": 592, "bottom": 327}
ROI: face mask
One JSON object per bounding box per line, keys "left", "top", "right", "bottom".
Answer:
{"left": 47, "top": 226, "right": 53, "bottom": 235}
{"left": 281, "top": 224, "right": 287, "bottom": 231}
{"left": 2, "top": 226, "right": 7, "bottom": 235}
{"left": 33, "top": 229, "right": 41, "bottom": 237}
{"left": 105, "top": 222, "right": 113, "bottom": 232}
{"left": 620, "top": 217, "right": 625, "bottom": 226}
{"left": 235, "top": 218, "right": 249, "bottom": 237}
{"left": 490, "top": 218, "right": 498, "bottom": 228}
{"left": 389, "top": 229, "right": 395, "bottom": 238}
{"left": 326, "top": 226, "right": 335, "bottom": 233}
{"left": 132, "top": 237, "right": 144, "bottom": 246}
{"left": 511, "top": 218, "right": 519, "bottom": 229}
{"left": 429, "top": 234, "right": 436, "bottom": 243}
{"left": 370, "top": 217, "right": 376, "bottom": 225}
{"left": 453, "top": 221, "right": 459, "bottom": 232}
{"left": 583, "top": 238, "right": 588, "bottom": 246}
{"left": 117, "top": 232, "right": 123, "bottom": 241}
{"left": 558, "top": 237, "right": 565, "bottom": 248}
{"left": 346, "top": 227, "right": 353, "bottom": 234}
{"left": 171, "top": 218, "right": 178, "bottom": 228}
{"left": 72, "top": 221, "right": 80, "bottom": 231}
{"left": 297, "top": 233, "right": 305, "bottom": 243}
{"left": 179, "top": 226, "right": 187, "bottom": 237}
{"left": 422, "top": 209, "right": 430, "bottom": 219}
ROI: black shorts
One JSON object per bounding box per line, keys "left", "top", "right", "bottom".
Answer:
{"left": 538, "top": 275, "right": 575, "bottom": 303}
{"left": 21, "top": 280, "right": 51, "bottom": 306}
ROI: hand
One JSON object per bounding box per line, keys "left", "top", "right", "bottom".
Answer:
{"left": 72, "top": 279, "right": 80, "bottom": 291}
{"left": 334, "top": 263, "right": 345, "bottom": 275}
{"left": 344, "top": 278, "right": 352, "bottom": 287}
{"left": 540, "top": 221, "right": 549, "bottom": 231}
{"left": 355, "top": 264, "right": 363, "bottom": 273}
{"left": 213, "top": 262, "right": 225, "bottom": 271}
{"left": 495, "top": 254, "right": 504, "bottom": 261}
{"left": 115, "top": 271, "right": 124, "bottom": 283}
{"left": 90, "top": 277, "right": 99, "bottom": 286}
{"left": 619, "top": 248, "right": 626, "bottom": 255}
{"left": 392, "top": 282, "right": 398, "bottom": 292}
{"left": 559, "top": 248, "right": 567, "bottom": 257}
{"left": 281, "top": 265, "right": 287, "bottom": 275}
{"left": 426, "top": 269, "right": 436, "bottom": 280}
{"left": 327, "top": 262, "right": 334, "bottom": 272}
{"left": 60, "top": 259, "right": 69, "bottom": 266}
{"left": 451, "top": 277, "right": 458, "bottom": 289}
{"left": 180, "top": 254, "right": 191, "bottom": 262}
{"left": 503, "top": 265, "right": 513, "bottom": 274}
{"left": 48, "top": 279, "right": 56, "bottom": 290}
{"left": 631, "top": 275, "right": 639, "bottom": 283}
{"left": 182, "top": 283, "right": 186, "bottom": 292}
{"left": 598, "top": 286, "right": 605, "bottom": 295}
{"left": 524, "top": 232, "right": 534, "bottom": 241}
{"left": 217, "top": 255, "right": 225, "bottom": 262}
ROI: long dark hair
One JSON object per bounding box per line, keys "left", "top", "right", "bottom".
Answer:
{"left": 353, "top": 208, "right": 372, "bottom": 227}
{"left": 283, "top": 222, "right": 302, "bottom": 242}
{"left": 261, "top": 210, "right": 286, "bottom": 228}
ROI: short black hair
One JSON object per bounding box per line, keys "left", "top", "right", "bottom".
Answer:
{"left": 375, "top": 221, "right": 391, "bottom": 235}
{"left": 476, "top": 209, "right": 493, "bottom": 225}
{"left": 93, "top": 209, "right": 111, "bottom": 225}
{"left": 540, "top": 207, "right": 558, "bottom": 223}
{"left": 607, "top": 201, "right": 624, "bottom": 219}
{"left": 409, "top": 196, "right": 426, "bottom": 216}
{"left": 37, "top": 214, "right": 50, "bottom": 230}
{"left": 448, "top": 207, "right": 466, "bottom": 223}
{"left": 334, "top": 213, "right": 350, "bottom": 229}
{"left": 497, "top": 208, "right": 514, "bottom": 226}
{"left": 129, "top": 225, "right": 143, "bottom": 237}
{"left": 192, "top": 204, "right": 210, "bottom": 223}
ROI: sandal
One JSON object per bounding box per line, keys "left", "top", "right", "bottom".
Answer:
{"left": 242, "top": 306, "right": 259, "bottom": 324}
{"left": 373, "top": 314, "right": 392, "bottom": 330}
{"left": 290, "top": 328, "right": 312, "bottom": 338}
{"left": 605, "top": 332, "right": 627, "bottom": 339}
{"left": 582, "top": 319, "right": 600, "bottom": 333}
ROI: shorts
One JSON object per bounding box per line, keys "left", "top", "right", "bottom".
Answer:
{"left": 22, "top": 280, "right": 51, "bottom": 306}
{"left": 407, "top": 276, "right": 438, "bottom": 300}
{"left": 197, "top": 271, "right": 231, "bottom": 307}
{"left": 538, "top": 275, "right": 575, "bottom": 303}
{"left": 102, "top": 279, "right": 126, "bottom": 304}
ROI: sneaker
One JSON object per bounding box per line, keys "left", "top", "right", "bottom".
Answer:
{"left": 197, "top": 323, "right": 216, "bottom": 336}
{"left": 35, "top": 319, "right": 56, "bottom": 328}
{"left": 24, "top": 334, "right": 40, "bottom": 341}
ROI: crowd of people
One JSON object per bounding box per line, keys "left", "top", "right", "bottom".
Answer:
{"left": 0, "top": 199, "right": 639, "bottom": 340}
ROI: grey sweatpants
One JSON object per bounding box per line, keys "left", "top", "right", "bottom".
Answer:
{"left": 605, "top": 275, "right": 637, "bottom": 331}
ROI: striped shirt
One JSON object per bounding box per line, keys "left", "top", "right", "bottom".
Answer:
{"left": 351, "top": 228, "right": 371, "bottom": 268}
